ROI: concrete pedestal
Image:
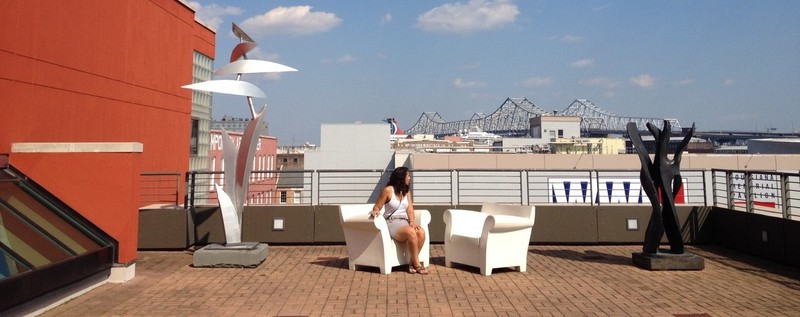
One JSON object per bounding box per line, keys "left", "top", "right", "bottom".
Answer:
{"left": 192, "top": 242, "right": 269, "bottom": 268}
{"left": 632, "top": 251, "right": 704, "bottom": 270}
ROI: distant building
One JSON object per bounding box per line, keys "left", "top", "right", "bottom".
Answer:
{"left": 748, "top": 138, "right": 800, "bottom": 154}
{"left": 212, "top": 115, "right": 269, "bottom": 135}
{"left": 207, "top": 130, "right": 278, "bottom": 205}
{"left": 276, "top": 144, "right": 316, "bottom": 204}
{"left": 626, "top": 136, "right": 713, "bottom": 154}
{"left": 550, "top": 137, "right": 626, "bottom": 154}
{"left": 530, "top": 115, "right": 582, "bottom": 139}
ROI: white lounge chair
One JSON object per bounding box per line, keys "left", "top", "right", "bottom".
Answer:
{"left": 338, "top": 204, "right": 430, "bottom": 274}
{"left": 443, "top": 202, "right": 535, "bottom": 276}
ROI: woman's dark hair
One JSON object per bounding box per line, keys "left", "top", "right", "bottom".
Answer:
{"left": 386, "top": 167, "right": 410, "bottom": 197}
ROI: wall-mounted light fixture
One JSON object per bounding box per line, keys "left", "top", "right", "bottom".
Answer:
{"left": 273, "top": 217, "right": 285, "bottom": 231}
{"left": 626, "top": 218, "right": 639, "bottom": 231}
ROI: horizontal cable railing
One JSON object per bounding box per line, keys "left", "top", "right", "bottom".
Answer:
{"left": 184, "top": 170, "right": 313, "bottom": 208}
{"left": 139, "top": 172, "right": 181, "bottom": 207}
{"left": 184, "top": 169, "right": 709, "bottom": 208}
{"left": 711, "top": 169, "right": 800, "bottom": 220}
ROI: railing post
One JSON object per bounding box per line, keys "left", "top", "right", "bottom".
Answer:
{"left": 520, "top": 170, "right": 529, "bottom": 205}
{"left": 451, "top": 170, "right": 459, "bottom": 206}
{"left": 311, "top": 170, "right": 319, "bottom": 206}
{"left": 702, "top": 170, "right": 712, "bottom": 206}
{"left": 189, "top": 171, "right": 196, "bottom": 209}
{"left": 173, "top": 173, "right": 180, "bottom": 206}
{"left": 745, "top": 171, "right": 753, "bottom": 213}
{"left": 781, "top": 173, "right": 790, "bottom": 219}
{"left": 591, "top": 170, "right": 598, "bottom": 206}
{"left": 726, "top": 170, "right": 735, "bottom": 209}
{"left": 183, "top": 172, "right": 190, "bottom": 209}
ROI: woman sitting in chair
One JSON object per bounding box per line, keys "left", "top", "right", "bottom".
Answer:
{"left": 370, "top": 167, "right": 429, "bottom": 275}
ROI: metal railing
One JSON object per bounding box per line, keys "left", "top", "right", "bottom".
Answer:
{"left": 152, "top": 168, "right": 800, "bottom": 221}
{"left": 182, "top": 169, "right": 708, "bottom": 208}
{"left": 711, "top": 169, "right": 800, "bottom": 220}
{"left": 139, "top": 172, "right": 181, "bottom": 207}
{"left": 184, "top": 170, "right": 313, "bottom": 209}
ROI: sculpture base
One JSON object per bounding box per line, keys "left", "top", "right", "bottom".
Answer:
{"left": 632, "top": 251, "right": 704, "bottom": 271}
{"left": 192, "top": 242, "right": 268, "bottom": 268}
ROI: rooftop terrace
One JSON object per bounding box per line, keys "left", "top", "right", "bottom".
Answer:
{"left": 32, "top": 244, "right": 800, "bottom": 317}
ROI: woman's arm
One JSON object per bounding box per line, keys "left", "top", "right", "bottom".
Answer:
{"left": 406, "top": 192, "right": 417, "bottom": 227}
{"left": 370, "top": 187, "right": 391, "bottom": 218}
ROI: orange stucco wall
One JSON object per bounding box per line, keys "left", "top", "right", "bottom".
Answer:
{"left": 0, "top": 1, "right": 215, "bottom": 264}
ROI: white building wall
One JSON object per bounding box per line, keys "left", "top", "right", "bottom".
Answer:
{"left": 305, "top": 123, "right": 396, "bottom": 170}
{"left": 541, "top": 121, "right": 581, "bottom": 139}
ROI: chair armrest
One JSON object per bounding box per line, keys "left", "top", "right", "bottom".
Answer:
{"left": 484, "top": 215, "right": 535, "bottom": 233}
{"left": 341, "top": 214, "right": 388, "bottom": 230}
{"left": 444, "top": 209, "right": 488, "bottom": 238}
{"left": 414, "top": 209, "right": 431, "bottom": 227}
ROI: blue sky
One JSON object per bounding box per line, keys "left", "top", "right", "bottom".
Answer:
{"left": 188, "top": 0, "right": 800, "bottom": 145}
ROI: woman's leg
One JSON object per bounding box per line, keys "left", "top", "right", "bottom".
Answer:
{"left": 393, "top": 226, "right": 421, "bottom": 267}
{"left": 415, "top": 228, "right": 426, "bottom": 262}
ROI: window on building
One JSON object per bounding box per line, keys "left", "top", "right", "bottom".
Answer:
{"left": 190, "top": 118, "right": 199, "bottom": 156}
{"left": 282, "top": 158, "right": 288, "bottom": 163}
{"left": 280, "top": 191, "right": 287, "bottom": 204}
{"left": 293, "top": 158, "right": 299, "bottom": 163}
{"left": 558, "top": 129, "right": 564, "bottom": 138}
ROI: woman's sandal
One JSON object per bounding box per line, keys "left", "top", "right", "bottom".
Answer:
{"left": 407, "top": 266, "right": 417, "bottom": 274}
{"left": 414, "top": 265, "right": 429, "bottom": 275}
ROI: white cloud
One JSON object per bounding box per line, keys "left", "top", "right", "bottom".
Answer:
{"left": 578, "top": 77, "right": 622, "bottom": 89}
{"left": 630, "top": 74, "right": 656, "bottom": 88}
{"left": 560, "top": 34, "right": 584, "bottom": 43}
{"left": 417, "top": 0, "right": 519, "bottom": 34}
{"left": 337, "top": 55, "right": 356, "bottom": 63}
{"left": 461, "top": 62, "right": 482, "bottom": 70}
{"left": 454, "top": 78, "right": 487, "bottom": 89}
{"left": 186, "top": 1, "right": 243, "bottom": 30}
{"left": 381, "top": 13, "right": 392, "bottom": 24}
{"left": 241, "top": 6, "right": 341, "bottom": 37}
{"left": 321, "top": 54, "right": 357, "bottom": 64}
{"left": 571, "top": 58, "right": 594, "bottom": 68}
{"left": 724, "top": 79, "right": 736, "bottom": 86}
{"left": 246, "top": 48, "right": 280, "bottom": 61}
{"left": 519, "top": 77, "right": 554, "bottom": 88}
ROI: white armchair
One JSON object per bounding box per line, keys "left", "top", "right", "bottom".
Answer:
{"left": 338, "top": 204, "right": 431, "bottom": 274}
{"left": 443, "top": 202, "right": 535, "bottom": 276}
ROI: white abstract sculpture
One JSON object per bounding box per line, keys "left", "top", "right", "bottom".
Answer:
{"left": 183, "top": 23, "right": 296, "bottom": 244}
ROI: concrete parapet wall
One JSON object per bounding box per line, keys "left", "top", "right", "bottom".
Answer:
{"left": 140, "top": 204, "right": 714, "bottom": 247}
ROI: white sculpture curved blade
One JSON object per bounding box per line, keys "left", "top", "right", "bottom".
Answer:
{"left": 220, "top": 128, "right": 239, "bottom": 210}
{"left": 182, "top": 80, "right": 266, "bottom": 98}
{"left": 215, "top": 59, "right": 298, "bottom": 75}
{"left": 233, "top": 106, "right": 268, "bottom": 228}
{"left": 215, "top": 184, "right": 242, "bottom": 244}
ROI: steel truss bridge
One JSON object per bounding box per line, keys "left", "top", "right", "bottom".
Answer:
{"left": 405, "top": 98, "right": 682, "bottom": 137}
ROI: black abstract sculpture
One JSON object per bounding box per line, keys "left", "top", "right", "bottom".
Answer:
{"left": 627, "top": 120, "right": 696, "bottom": 256}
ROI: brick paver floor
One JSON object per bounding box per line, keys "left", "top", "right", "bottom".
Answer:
{"left": 39, "top": 245, "right": 800, "bottom": 317}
